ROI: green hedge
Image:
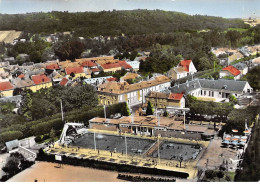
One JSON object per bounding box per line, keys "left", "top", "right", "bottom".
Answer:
{"left": 0, "top": 102, "right": 130, "bottom": 144}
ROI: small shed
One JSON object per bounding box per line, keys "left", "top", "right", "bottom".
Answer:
{"left": 5, "top": 139, "right": 19, "bottom": 153}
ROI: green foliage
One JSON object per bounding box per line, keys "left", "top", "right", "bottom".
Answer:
{"left": 223, "top": 76, "right": 235, "bottom": 80}
{"left": 146, "top": 101, "right": 154, "bottom": 115}
{"left": 8, "top": 40, "right": 50, "bottom": 64}
{"left": 49, "top": 128, "right": 56, "bottom": 142}
{"left": 222, "top": 107, "right": 260, "bottom": 134}
{"left": 2, "top": 152, "right": 34, "bottom": 179}
{"left": 53, "top": 39, "right": 86, "bottom": 61}
{"left": 189, "top": 99, "right": 233, "bottom": 117}
{"left": 0, "top": 10, "right": 247, "bottom": 37}
{"left": 0, "top": 102, "right": 130, "bottom": 145}
{"left": 243, "top": 66, "right": 260, "bottom": 90}
{"left": 20, "top": 84, "right": 98, "bottom": 120}
{"left": 229, "top": 95, "right": 237, "bottom": 104}
{"left": 0, "top": 131, "right": 23, "bottom": 142}
{"left": 0, "top": 102, "right": 15, "bottom": 114}
{"left": 163, "top": 110, "right": 169, "bottom": 117}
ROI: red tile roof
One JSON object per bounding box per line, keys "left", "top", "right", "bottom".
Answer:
{"left": 168, "top": 93, "right": 184, "bottom": 100}
{"left": 118, "top": 60, "right": 132, "bottom": 69}
{"left": 46, "top": 63, "right": 60, "bottom": 70}
{"left": 222, "top": 66, "right": 241, "bottom": 76}
{"left": 60, "top": 78, "right": 69, "bottom": 86}
{"left": 81, "top": 60, "right": 97, "bottom": 68}
{"left": 91, "top": 68, "right": 100, "bottom": 73}
{"left": 65, "top": 67, "right": 84, "bottom": 75}
{"left": 179, "top": 60, "right": 192, "bottom": 72}
{"left": 31, "top": 75, "right": 51, "bottom": 85}
{"left": 101, "top": 63, "right": 121, "bottom": 70}
{"left": 0, "top": 81, "right": 14, "bottom": 91}
{"left": 107, "top": 77, "right": 117, "bottom": 81}
{"left": 18, "top": 74, "right": 25, "bottom": 79}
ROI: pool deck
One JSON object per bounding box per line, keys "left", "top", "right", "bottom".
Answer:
{"left": 44, "top": 129, "right": 210, "bottom": 179}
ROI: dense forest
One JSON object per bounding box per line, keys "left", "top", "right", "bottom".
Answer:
{"left": 0, "top": 10, "right": 248, "bottom": 37}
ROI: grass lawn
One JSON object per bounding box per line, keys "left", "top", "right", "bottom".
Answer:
{"left": 226, "top": 28, "right": 248, "bottom": 33}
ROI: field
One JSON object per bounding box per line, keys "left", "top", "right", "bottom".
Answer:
{"left": 152, "top": 142, "right": 201, "bottom": 161}
{"left": 0, "top": 30, "right": 22, "bottom": 43}
{"left": 227, "top": 28, "right": 248, "bottom": 33}
{"left": 8, "top": 161, "right": 123, "bottom": 182}
{"left": 70, "top": 133, "right": 155, "bottom": 155}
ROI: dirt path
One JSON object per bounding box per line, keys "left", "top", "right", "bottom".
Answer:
{"left": 8, "top": 161, "right": 124, "bottom": 182}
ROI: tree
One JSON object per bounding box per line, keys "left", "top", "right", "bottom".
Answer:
{"left": 205, "top": 170, "right": 216, "bottom": 180}
{"left": 146, "top": 101, "right": 154, "bottom": 115}
{"left": 49, "top": 128, "right": 56, "bottom": 142}
{"left": 197, "top": 57, "right": 212, "bottom": 71}
{"left": 216, "top": 171, "right": 224, "bottom": 181}
{"left": 54, "top": 39, "right": 86, "bottom": 61}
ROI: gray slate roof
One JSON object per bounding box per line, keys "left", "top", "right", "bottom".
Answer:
{"left": 170, "top": 79, "right": 249, "bottom": 94}
{"left": 233, "top": 62, "right": 248, "bottom": 70}
{"left": 5, "top": 139, "right": 19, "bottom": 151}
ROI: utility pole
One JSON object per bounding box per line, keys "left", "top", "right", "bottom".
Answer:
{"left": 60, "top": 99, "right": 64, "bottom": 122}
{"left": 94, "top": 131, "right": 96, "bottom": 152}
{"left": 125, "top": 132, "right": 127, "bottom": 159}
{"left": 158, "top": 134, "right": 160, "bottom": 164}
{"left": 104, "top": 105, "right": 106, "bottom": 121}
{"left": 183, "top": 111, "right": 186, "bottom": 131}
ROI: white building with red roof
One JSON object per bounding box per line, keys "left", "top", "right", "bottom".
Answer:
{"left": 220, "top": 66, "right": 241, "bottom": 80}
{"left": 167, "top": 60, "right": 197, "bottom": 80}
{"left": 0, "top": 81, "right": 14, "bottom": 97}
{"left": 31, "top": 74, "right": 52, "bottom": 92}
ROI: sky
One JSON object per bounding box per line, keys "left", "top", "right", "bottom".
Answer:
{"left": 0, "top": 0, "right": 259, "bottom": 18}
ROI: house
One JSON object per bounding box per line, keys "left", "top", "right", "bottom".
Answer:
{"left": 120, "top": 72, "right": 141, "bottom": 82}
{"left": 5, "top": 139, "right": 19, "bottom": 153}
{"left": 228, "top": 52, "right": 244, "bottom": 64}
{"left": 65, "top": 67, "right": 91, "bottom": 79}
{"left": 118, "top": 60, "right": 132, "bottom": 71}
{"left": 0, "top": 81, "right": 14, "bottom": 97}
{"left": 167, "top": 60, "right": 197, "bottom": 80}
{"left": 60, "top": 77, "right": 69, "bottom": 86}
{"left": 252, "top": 57, "right": 260, "bottom": 67}
{"left": 219, "top": 66, "right": 241, "bottom": 80}
{"left": 80, "top": 60, "right": 97, "bottom": 69}
{"left": 170, "top": 79, "right": 253, "bottom": 102}
{"left": 84, "top": 76, "right": 113, "bottom": 86}
{"left": 100, "top": 62, "right": 122, "bottom": 73}
{"left": 232, "top": 62, "right": 248, "bottom": 75}
{"left": 89, "top": 115, "right": 215, "bottom": 137}
{"left": 145, "top": 91, "right": 185, "bottom": 109}
{"left": 46, "top": 63, "right": 60, "bottom": 71}
{"left": 126, "top": 60, "right": 140, "bottom": 71}
{"left": 31, "top": 74, "right": 52, "bottom": 92}
{"left": 97, "top": 75, "right": 171, "bottom": 107}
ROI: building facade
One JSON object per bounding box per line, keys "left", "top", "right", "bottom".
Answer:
{"left": 97, "top": 75, "right": 171, "bottom": 107}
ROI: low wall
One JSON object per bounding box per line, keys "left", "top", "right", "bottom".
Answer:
{"left": 37, "top": 149, "right": 189, "bottom": 179}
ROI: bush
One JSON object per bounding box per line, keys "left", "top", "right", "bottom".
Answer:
{"left": 0, "top": 131, "right": 23, "bottom": 142}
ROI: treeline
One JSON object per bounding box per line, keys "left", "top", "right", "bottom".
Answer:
{"left": 0, "top": 10, "right": 247, "bottom": 37}
{"left": 221, "top": 106, "right": 260, "bottom": 135}
{"left": 0, "top": 102, "right": 130, "bottom": 147}
{"left": 20, "top": 84, "right": 98, "bottom": 120}
{"left": 235, "top": 111, "right": 260, "bottom": 181}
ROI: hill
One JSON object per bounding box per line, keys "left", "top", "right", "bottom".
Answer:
{"left": 0, "top": 9, "right": 247, "bottom": 37}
